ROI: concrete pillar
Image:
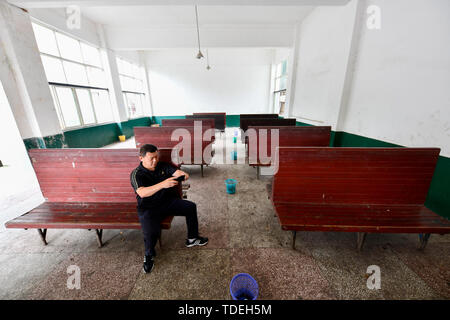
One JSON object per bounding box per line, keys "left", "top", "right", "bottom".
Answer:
{"left": 139, "top": 50, "right": 154, "bottom": 118}
{"left": 285, "top": 23, "right": 301, "bottom": 119}
{"left": 0, "top": 1, "right": 64, "bottom": 148}
{"left": 97, "top": 24, "right": 128, "bottom": 126}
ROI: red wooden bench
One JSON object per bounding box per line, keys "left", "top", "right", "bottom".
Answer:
{"left": 4, "top": 148, "right": 182, "bottom": 248}
{"left": 187, "top": 112, "right": 226, "bottom": 131}
{"left": 239, "top": 114, "right": 278, "bottom": 128}
{"left": 161, "top": 118, "right": 215, "bottom": 141}
{"left": 134, "top": 126, "right": 213, "bottom": 176}
{"left": 271, "top": 147, "right": 450, "bottom": 250}
{"left": 247, "top": 126, "right": 331, "bottom": 178}
{"left": 240, "top": 118, "right": 297, "bottom": 143}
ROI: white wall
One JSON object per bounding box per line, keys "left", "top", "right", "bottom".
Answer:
{"left": 0, "top": 80, "right": 44, "bottom": 230}
{"left": 146, "top": 48, "right": 272, "bottom": 116}
{"left": 339, "top": 0, "right": 450, "bottom": 156}
{"left": 290, "top": 1, "right": 358, "bottom": 127}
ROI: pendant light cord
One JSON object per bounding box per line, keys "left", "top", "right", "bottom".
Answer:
{"left": 195, "top": 5, "right": 201, "bottom": 52}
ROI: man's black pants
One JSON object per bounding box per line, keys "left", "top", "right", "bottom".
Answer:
{"left": 138, "top": 198, "right": 199, "bottom": 257}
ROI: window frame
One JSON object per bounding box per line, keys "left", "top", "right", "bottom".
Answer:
{"left": 116, "top": 56, "right": 147, "bottom": 119}
{"left": 32, "top": 20, "right": 114, "bottom": 130}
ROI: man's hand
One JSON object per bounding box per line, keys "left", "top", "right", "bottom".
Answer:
{"left": 174, "top": 169, "right": 189, "bottom": 181}
{"left": 161, "top": 176, "right": 179, "bottom": 189}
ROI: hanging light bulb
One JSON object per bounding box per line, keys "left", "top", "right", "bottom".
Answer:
{"left": 195, "top": 5, "right": 204, "bottom": 59}
{"left": 206, "top": 49, "right": 211, "bottom": 70}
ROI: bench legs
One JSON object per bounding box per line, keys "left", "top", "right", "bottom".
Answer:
{"left": 37, "top": 228, "right": 47, "bottom": 245}
{"left": 95, "top": 229, "right": 103, "bottom": 248}
{"left": 256, "top": 166, "right": 260, "bottom": 180}
{"left": 418, "top": 233, "right": 431, "bottom": 250}
{"left": 357, "top": 232, "right": 367, "bottom": 251}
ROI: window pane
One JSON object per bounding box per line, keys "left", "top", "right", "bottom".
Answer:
{"left": 81, "top": 43, "right": 102, "bottom": 67}
{"left": 282, "top": 60, "right": 287, "bottom": 76}
{"left": 91, "top": 90, "right": 113, "bottom": 123}
{"left": 87, "top": 67, "right": 106, "bottom": 88}
{"left": 56, "top": 32, "right": 83, "bottom": 63}
{"left": 55, "top": 87, "right": 80, "bottom": 127}
{"left": 75, "top": 89, "right": 96, "bottom": 125}
{"left": 63, "top": 61, "right": 89, "bottom": 86}
{"left": 276, "top": 63, "right": 282, "bottom": 77}
{"left": 32, "top": 23, "right": 59, "bottom": 56}
{"left": 41, "top": 55, "right": 66, "bottom": 83}
{"left": 116, "top": 57, "right": 124, "bottom": 75}
{"left": 49, "top": 85, "right": 65, "bottom": 129}
{"left": 125, "top": 93, "right": 144, "bottom": 118}
{"left": 280, "top": 76, "right": 287, "bottom": 90}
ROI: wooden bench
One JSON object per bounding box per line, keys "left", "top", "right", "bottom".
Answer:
{"left": 271, "top": 147, "right": 450, "bottom": 250}
{"left": 239, "top": 114, "right": 278, "bottom": 128}
{"left": 161, "top": 118, "right": 215, "bottom": 141}
{"left": 4, "top": 148, "right": 183, "bottom": 248}
{"left": 247, "top": 126, "right": 331, "bottom": 178}
{"left": 240, "top": 118, "right": 297, "bottom": 143}
{"left": 134, "top": 126, "right": 213, "bottom": 176}
{"left": 187, "top": 113, "right": 226, "bottom": 131}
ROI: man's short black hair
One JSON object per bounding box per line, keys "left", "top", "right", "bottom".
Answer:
{"left": 139, "top": 144, "right": 158, "bottom": 157}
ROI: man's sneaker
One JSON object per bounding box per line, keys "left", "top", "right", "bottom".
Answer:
{"left": 143, "top": 255, "right": 154, "bottom": 274}
{"left": 185, "top": 236, "right": 209, "bottom": 248}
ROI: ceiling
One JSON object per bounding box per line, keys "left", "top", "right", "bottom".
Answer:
{"left": 80, "top": 6, "right": 315, "bottom": 28}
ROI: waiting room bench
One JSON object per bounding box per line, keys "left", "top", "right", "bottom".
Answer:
{"left": 5, "top": 148, "right": 183, "bottom": 248}
{"left": 271, "top": 147, "right": 450, "bottom": 250}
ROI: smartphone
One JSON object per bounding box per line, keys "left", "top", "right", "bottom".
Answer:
{"left": 175, "top": 175, "right": 185, "bottom": 182}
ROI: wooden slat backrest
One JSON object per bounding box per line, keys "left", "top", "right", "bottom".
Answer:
{"left": 240, "top": 114, "right": 278, "bottom": 128}
{"left": 240, "top": 118, "right": 296, "bottom": 133}
{"left": 272, "top": 147, "right": 440, "bottom": 206}
{"left": 188, "top": 113, "right": 226, "bottom": 130}
{"left": 162, "top": 118, "right": 215, "bottom": 130}
{"left": 28, "top": 148, "right": 180, "bottom": 203}
{"left": 247, "top": 126, "right": 331, "bottom": 165}
{"left": 134, "top": 126, "right": 211, "bottom": 164}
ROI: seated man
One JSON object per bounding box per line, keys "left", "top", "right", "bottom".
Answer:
{"left": 130, "top": 144, "right": 208, "bottom": 274}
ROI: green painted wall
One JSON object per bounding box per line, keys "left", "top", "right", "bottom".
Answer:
{"left": 23, "top": 137, "right": 45, "bottom": 149}
{"left": 64, "top": 123, "right": 121, "bottom": 148}
{"left": 151, "top": 115, "right": 186, "bottom": 126}
{"left": 425, "top": 156, "right": 450, "bottom": 219}
{"left": 226, "top": 115, "right": 240, "bottom": 127}
{"left": 121, "top": 117, "right": 151, "bottom": 138}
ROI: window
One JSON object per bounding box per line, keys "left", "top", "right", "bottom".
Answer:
{"left": 32, "top": 21, "right": 113, "bottom": 129}
{"left": 273, "top": 60, "right": 287, "bottom": 115}
{"left": 116, "top": 56, "right": 146, "bottom": 119}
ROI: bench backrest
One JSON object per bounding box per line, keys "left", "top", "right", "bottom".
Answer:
{"left": 240, "top": 114, "right": 278, "bottom": 128}
{"left": 272, "top": 147, "right": 440, "bottom": 206}
{"left": 240, "top": 118, "right": 296, "bottom": 133}
{"left": 162, "top": 118, "right": 215, "bottom": 130}
{"left": 188, "top": 113, "right": 226, "bottom": 130}
{"left": 247, "top": 126, "right": 331, "bottom": 165}
{"left": 28, "top": 148, "right": 180, "bottom": 203}
{"left": 134, "top": 126, "right": 212, "bottom": 164}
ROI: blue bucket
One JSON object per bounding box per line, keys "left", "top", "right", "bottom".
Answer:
{"left": 230, "top": 273, "right": 259, "bottom": 300}
{"left": 231, "top": 151, "right": 237, "bottom": 160}
{"left": 225, "top": 179, "right": 237, "bottom": 194}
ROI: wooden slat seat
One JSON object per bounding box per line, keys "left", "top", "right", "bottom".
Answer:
{"left": 5, "top": 148, "right": 182, "bottom": 248}
{"left": 271, "top": 147, "right": 450, "bottom": 250}
{"left": 274, "top": 203, "right": 450, "bottom": 234}
{"left": 5, "top": 202, "right": 173, "bottom": 230}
